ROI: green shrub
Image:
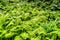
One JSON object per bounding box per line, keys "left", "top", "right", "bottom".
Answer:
{"left": 0, "top": 0, "right": 60, "bottom": 40}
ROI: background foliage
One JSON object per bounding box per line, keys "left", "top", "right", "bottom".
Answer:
{"left": 0, "top": 0, "right": 60, "bottom": 40}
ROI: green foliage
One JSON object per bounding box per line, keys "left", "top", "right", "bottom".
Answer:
{"left": 0, "top": 0, "right": 60, "bottom": 40}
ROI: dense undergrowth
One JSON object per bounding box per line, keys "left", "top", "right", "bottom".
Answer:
{"left": 0, "top": 0, "right": 60, "bottom": 40}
